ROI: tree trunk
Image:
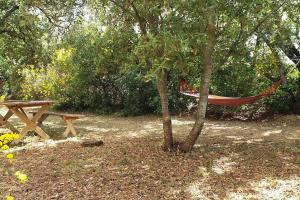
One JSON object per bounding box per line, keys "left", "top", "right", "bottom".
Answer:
{"left": 157, "top": 69, "right": 173, "bottom": 151}
{"left": 180, "top": 8, "right": 216, "bottom": 152}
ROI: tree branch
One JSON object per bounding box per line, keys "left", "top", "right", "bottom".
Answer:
{"left": 130, "top": 1, "right": 147, "bottom": 36}
{"left": 222, "top": 20, "right": 244, "bottom": 59}
{"left": 263, "top": 35, "right": 296, "bottom": 102}
{"left": 219, "top": 1, "right": 287, "bottom": 67}
{"left": 36, "top": 6, "right": 58, "bottom": 27}
{"left": 0, "top": 28, "right": 27, "bottom": 43}
{"left": 109, "top": 0, "right": 136, "bottom": 23}
{"left": 0, "top": 29, "right": 7, "bottom": 35}
{"left": 0, "top": 5, "right": 19, "bottom": 26}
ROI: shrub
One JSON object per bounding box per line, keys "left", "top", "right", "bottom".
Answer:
{"left": 0, "top": 133, "right": 27, "bottom": 199}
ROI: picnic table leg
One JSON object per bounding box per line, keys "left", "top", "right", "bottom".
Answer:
{"left": 32, "top": 112, "right": 49, "bottom": 126}
{"left": 63, "top": 117, "right": 77, "bottom": 137}
{"left": 20, "top": 126, "right": 32, "bottom": 138}
{"left": 10, "top": 106, "right": 50, "bottom": 140}
{"left": 0, "top": 110, "right": 19, "bottom": 133}
{"left": 35, "top": 126, "right": 50, "bottom": 139}
{"left": 37, "top": 114, "right": 49, "bottom": 126}
{"left": 31, "top": 106, "right": 49, "bottom": 123}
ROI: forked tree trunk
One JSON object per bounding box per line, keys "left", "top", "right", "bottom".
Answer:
{"left": 180, "top": 8, "right": 216, "bottom": 152}
{"left": 157, "top": 69, "right": 174, "bottom": 150}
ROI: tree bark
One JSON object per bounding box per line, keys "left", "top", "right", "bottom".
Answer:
{"left": 123, "top": 1, "right": 173, "bottom": 149}
{"left": 180, "top": 8, "right": 216, "bottom": 152}
{"left": 157, "top": 69, "right": 173, "bottom": 151}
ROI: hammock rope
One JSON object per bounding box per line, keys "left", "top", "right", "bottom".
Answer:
{"left": 179, "top": 75, "right": 286, "bottom": 106}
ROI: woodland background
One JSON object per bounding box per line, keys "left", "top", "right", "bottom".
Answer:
{"left": 0, "top": 0, "right": 299, "bottom": 118}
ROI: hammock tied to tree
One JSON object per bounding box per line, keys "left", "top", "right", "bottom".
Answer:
{"left": 180, "top": 74, "right": 286, "bottom": 107}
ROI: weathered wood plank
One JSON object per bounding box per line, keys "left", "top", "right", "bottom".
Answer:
{"left": 11, "top": 107, "right": 50, "bottom": 139}
{"left": 30, "top": 111, "right": 84, "bottom": 118}
{"left": 0, "top": 111, "right": 19, "bottom": 133}
{"left": 30, "top": 110, "right": 83, "bottom": 138}
{"left": 0, "top": 100, "right": 54, "bottom": 108}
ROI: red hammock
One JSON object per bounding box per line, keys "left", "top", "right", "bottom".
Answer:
{"left": 179, "top": 75, "right": 286, "bottom": 106}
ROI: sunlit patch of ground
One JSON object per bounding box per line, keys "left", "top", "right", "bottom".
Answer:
{"left": 262, "top": 129, "right": 283, "bottom": 137}
{"left": 228, "top": 176, "right": 300, "bottom": 200}
{"left": 171, "top": 119, "right": 194, "bottom": 126}
{"left": 186, "top": 181, "right": 216, "bottom": 200}
{"left": 5, "top": 137, "right": 82, "bottom": 153}
{"left": 211, "top": 154, "right": 238, "bottom": 175}
{"left": 0, "top": 107, "right": 299, "bottom": 199}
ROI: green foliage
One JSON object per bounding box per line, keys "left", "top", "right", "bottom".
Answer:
{"left": 18, "top": 22, "right": 190, "bottom": 115}
{"left": 20, "top": 66, "right": 50, "bottom": 100}
{"left": 264, "top": 67, "right": 299, "bottom": 113}
{"left": 0, "top": 55, "right": 11, "bottom": 95}
{"left": 117, "top": 71, "right": 158, "bottom": 116}
{"left": 3, "top": 0, "right": 300, "bottom": 117}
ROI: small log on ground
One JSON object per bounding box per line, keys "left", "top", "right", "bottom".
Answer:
{"left": 81, "top": 139, "right": 104, "bottom": 147}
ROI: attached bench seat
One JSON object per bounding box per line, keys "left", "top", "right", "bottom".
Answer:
{"left": 30, "top": 111, "right": 84, "bottom": 137}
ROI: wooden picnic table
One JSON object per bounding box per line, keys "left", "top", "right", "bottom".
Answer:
{"left": 0, "top": 100, "right": 54, "bottom": 140}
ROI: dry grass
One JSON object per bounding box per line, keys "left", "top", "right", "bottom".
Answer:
{"left": 0, "top": 108, "right": 299, "bottom": 199}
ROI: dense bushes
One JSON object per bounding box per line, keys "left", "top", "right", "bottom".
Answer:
{"left": 16, "top": 24, "right": 298, "bottom": 117}
{"left": 18, "top": 27, "right": 187, "bottom": 116}
{"left": 19, "top": 60, "right": 187, "bottom": 116}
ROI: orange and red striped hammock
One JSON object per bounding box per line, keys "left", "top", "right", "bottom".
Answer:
{"left": 179, "top": 75, "right": 286, "bottom": 106}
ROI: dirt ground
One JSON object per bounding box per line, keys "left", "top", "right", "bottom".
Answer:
{"left": 0, "top": 107, "right": 299, "bottom": 200}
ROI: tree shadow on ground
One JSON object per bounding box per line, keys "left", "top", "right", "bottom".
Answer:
{"left": 186, "top": 133, "right": 300, "bottom": 199}
{"left": 1, "top": 111, "right": 299, "bottom": 199}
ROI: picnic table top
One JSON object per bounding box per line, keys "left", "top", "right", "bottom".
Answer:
{"left": 0, "top": 100, "right": 55, "bottom": 108}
